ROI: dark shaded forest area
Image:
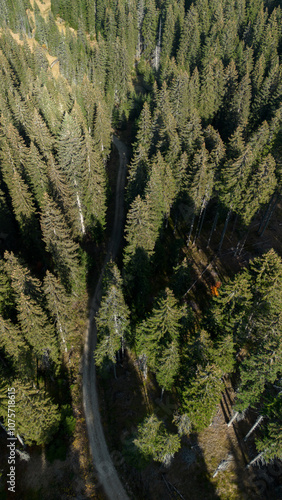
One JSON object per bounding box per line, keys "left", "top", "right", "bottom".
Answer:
{"left": 0, "top": 0, "right": 281, "bottom": 498}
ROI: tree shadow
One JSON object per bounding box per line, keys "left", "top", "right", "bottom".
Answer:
{"left": 123, "top": 247, "right": 151, "bottom": 319}
{"left": 156, "top": 432, "right": 221, "bottom": 500}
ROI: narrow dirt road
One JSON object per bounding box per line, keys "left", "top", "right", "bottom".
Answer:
{"left": 83, "top": 136, "right": 130, "bottom": 500}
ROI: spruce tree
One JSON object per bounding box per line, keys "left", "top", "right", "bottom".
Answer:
{"left": 136, "top": 288, "right": 183, "bottom": 377}
{"left": 0, "top": 315, "right": 27, "bottom": 364}
{"left": 169, "top": 70, "right": 190, "bottom": 132}
{"left": 4, "top": 251, "right": 60, "bottom": 368}
{"left": 40, "top": 193, "right": 80, "bottom": 288}
{"left": 160, "top": 4, "right": 175, "bottom": 65}
{"left": 24, "top": 142, "right": 49, "bottom": 206}
{"left": 177, "top": 6, "right": 200, "bottom": 70}
{"left": 0, "top": 380, "right": 60, "bottom": 446}
{"left": 56, "top": 111, "right": 87, "bottom": 235}
{"left": 95, "top": 262, "right": 130, "bottom": 371}
{"left": 134, "top": 414, "right": 181, "bottom": 464}
{"left": 127, "top": 102, "right": 153, "bottom": 202}
{"left": 141, "top": 0, "right": 158, "bottom": 61}
{"left": 182, "top": 364, "right": 224, "bottom": 432}
{"left": 145, "top": 152, "right": 176, "bottom": 231}
{"left": 199, "top": 58, "right": 225, "bottom": 123}
{"left": 156, "top": 341, "right": 180, "bottom": 393}
{"left": 123, "top": 194, "right": 157, "bottom": 265}
{"left": 30, "top": 108, "right": 55, "bottom": 159}
{"left": 43, "top": 271, "right": 74, "bottom": 354}
{"left": 240, "top": 153, "right": 277, "bottom": 225}
{"left": 93, "top": 99, "right": 112, "bottom": 160}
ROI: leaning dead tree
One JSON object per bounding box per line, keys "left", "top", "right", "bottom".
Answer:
{"left": 227, "top": 408, "right": 247, "bottom": 426}
{"left": 246, "top": 452, "right": 266, "bottom": 468}
{"left": 227, "top": 411, "right": 239, "bottom": 426}
{"left": 244, "top": 415, "right": 263, "bottom": 442}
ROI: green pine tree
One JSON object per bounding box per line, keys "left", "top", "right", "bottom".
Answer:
{"left": 0, "top": 380, "right": 60, "bottom": 446}
{"left": 134, "top": 414, "right": 181, "bottom": 464}
{"left": 95, "top": 262, "right": 130, "bottom": 371}
{"left": 40, "top": 193, "right": 80, "bottom": 289}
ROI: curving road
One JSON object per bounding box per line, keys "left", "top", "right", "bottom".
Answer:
{"left": 83, "top": 136, "right": 130, "bottom": 500}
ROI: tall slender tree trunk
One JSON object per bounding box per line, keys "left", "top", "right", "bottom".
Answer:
{"left": 17, "top": 434, "right": 25, "bottom": 447}
{"left": 153, "top": 18, "right": 162, "bottom": 70}
{"left": 74, "top": 178, "right": 85, "bottom": 234}
{"left": 218, "top": 209, "right": 232, "bottom": 252}
{"left": 244, "top": 415, "right": 263, "bottom": 441}
{"left": 143, "top": 360, "right": 147, "bottom": 380}
{"left": 58, "top": 321, "right": 68, "bottom": 353}
{"left": 207, "top": 210, "right": 218, "bottom": 248}
{"left": 197, "top": 204, "right": 207, "bottom": 240}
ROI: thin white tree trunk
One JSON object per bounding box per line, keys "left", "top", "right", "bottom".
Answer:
{"left": 197, "top": 203, "right": 207, "bottom": 240}
{"left": 17, "top": 434, "right": 25, "bottom": 447}
{"left": 153, "top": 18, "right": 162, "bottom": 70}
{"left": 58, "top": 322, "right": 68, "bottom": 353}
{"left": 227, "top": 411, "right": 239, "bottom": 427}
{"left": 53, "top": 299, "right": 68, "bottom": 353}
{"left": 74, "top": 179, "right": 85, "bottom": 234}
{"left": 244, "top": 415, "right": 263, "bottom": 441}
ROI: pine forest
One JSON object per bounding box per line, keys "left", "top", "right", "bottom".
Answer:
{"left": 0, "top": 0, "right": 281, "bottom": 498}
